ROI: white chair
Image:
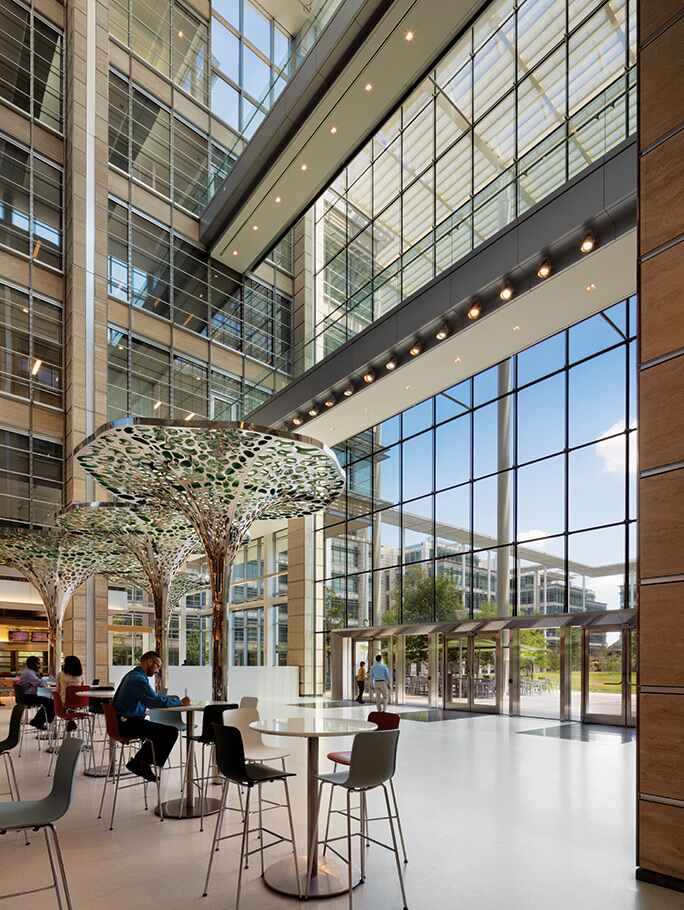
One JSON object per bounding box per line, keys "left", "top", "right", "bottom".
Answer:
{"left": 223, "top": 707, "right": 289, "bottom": 767}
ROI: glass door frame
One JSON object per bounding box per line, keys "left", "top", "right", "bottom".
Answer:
{"left": 443, "top": 632, "right": 502, "bottom": 714}
{"left": 581, "top": 625, "right": 631, "bottom": 726}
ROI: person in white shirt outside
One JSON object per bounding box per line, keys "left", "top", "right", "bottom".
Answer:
{"left": 370, "top": 653, "right": 392, "bottom": 711}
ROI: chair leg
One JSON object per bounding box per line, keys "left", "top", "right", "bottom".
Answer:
{"left": 49, "top": 825, "right": 74, "bottom": 910}
{"left": 389, "top": 778, "right": 408, "bottom": 863}
{"left": 282, "top": 777, "right": 302, "bottom": 899}
{"left": 199, "top": 743, "right": 206, "bottom": 832}
{"left": 382, "top": 784, "right": 408, "bottom": 910}
{"left": 322, "top": 761, "right": 337, "bottom": 856}
{"left": 202, "top": 778, "right": 229, "bottom": 897}
{"left": 97, "top": 741, "right": 112, "bottom": 819}
{"left": 258, "top": 784, "right": 265, "bottom": 876}
{"left": 17, "top": 708, "right": 25, "bottom": 757}
{"left": 44, "top": 826, "right": 64, "bottom": 910}
{"left": 346, "top": 789, "right": 353, "bottom": 910}
{"left": 359, "top": 791, "right": 366, "bottom": 883}
{"left": 149, "top": 740, "right": 163, "bottom": 822}
{"left": 235, "top": 786, "right": 251, "bottom": 910}
{"left": 109, "top": 744, "right": 125, "bottom": 830}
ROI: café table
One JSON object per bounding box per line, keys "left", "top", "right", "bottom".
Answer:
{"left": 80, "top": 689, "right": 115, "bottom": 778}
{"left": 154, "top": 702, "right": 222, "bottom": 820}
{"left": 250, "top": 715, "right": 376, "bottom": 899}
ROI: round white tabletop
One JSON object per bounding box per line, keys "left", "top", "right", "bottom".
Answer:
{"left": 250, "top": 716, "right": 376, "bottom": 738}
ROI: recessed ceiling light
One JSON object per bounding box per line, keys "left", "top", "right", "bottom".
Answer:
{"left": 343, "top": 386, "right": 354, "bottom": 397}
{"left": 362, "top": 369, "right": 375, "bottom": 384}
{"left": 324, "top": 398, "right": 335, "bottom": 408}
{"left": 586, "top": 282, "right": 597, "bottom": 293}
{"left": 330, "top": 125, "right": 337, "bottom": 135}
{"left": 537, "top": 260, "right": 552, "bottom": 279}
{"left": 385, "top": 355, "right": 397, "bottom": 371}
{"left": 454, "top": 356, "right": 461, "bottom": 364}
{"left": 405, "top": 385, "right": 411, "bottom": 391}
{"left": 292, "top": 416, "right": 303, "bottom": 426}
{"left": 513, "top": 325, "right": 520, "bottom": 332}
{"left": 252, "top": 225, "right": 258, "bottom": 231}
{"left": 300, "top": 163, "right": 308, "bottom": 171}
{"left": 435, "top": 323, "right": 449, "bottom": 341}
{"left": 22, "top": 307, "right": 28, "bottom": 314}
{"left": 500, "top": 283, "right": 513, "bottom": 301}
{"left": 580, "top": 233, "right": 595, "bottom": 254}
{"left": 275, "top": 196, "right": 282, "bottom": 203}
{"left": 308, "top": 407, "right": 319, "bottom": 417}
{"left": 409, "top": 340, "right": 422, "bottom": 357}
{"left": 365, "top": 82, "right": 373, "bottom": 92}
{"left": 232, "top": 250, "right": 238, "bottom": 256}
{"left": 31, "top": 358, "right": 42, "bottom": 376}
{"left": 405, "top": 30, "right": 414, "bottom": 41}
{"left": 467, "top": 302, "right": 481, "bottom": 320}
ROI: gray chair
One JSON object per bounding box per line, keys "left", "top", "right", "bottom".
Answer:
{"left": 239, "top": 696, "right": 257, "bottom": 708}
{"left": 0, "top": 737, "right": 82, "bottom": 909}
{"left": 0, "top": 704, "right": 24, "bottom": 801}
{"left": 307, "top": 729, "right": 408, "bottom": 910}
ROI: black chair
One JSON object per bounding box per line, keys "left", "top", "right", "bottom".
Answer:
{"left": 0, "top": 704, "right": 24, "bottom": 800}
{"left": 202, "top": 725, "right": 301, "bottom": 908}
{"left": 187, "top": 702, "right": 237, "bottom": 831}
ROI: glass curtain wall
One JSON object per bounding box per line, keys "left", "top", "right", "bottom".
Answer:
{"left": 0, "top": 429, "right": 63, "bottom": 527}
{"left": 315, "top": 297, "right": 638, "bottom": 680}
{"left": 106, "top": 198, "right": 292, "bottom": 371}
{"left": 309, "top": 0, "right": 636, "bottom": 364}
{"left": 0, "top": 0, "right": 63, "bottom": 132}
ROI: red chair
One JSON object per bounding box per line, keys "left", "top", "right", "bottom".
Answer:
{"left": 97, "top": 703, "right": 163, "bottom": 829}
{"left": 48, "top": 689, "right": 91, "bottom": 776}
{"left": 323, "top": 711, "right": 407, "bottom": 862}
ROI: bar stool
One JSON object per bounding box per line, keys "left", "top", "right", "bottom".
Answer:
{"left": 202, "top": 725, "right": 301, "bottom": 908}
{"left": 48, "top": 690, "right": 91, "bottom": 777}
{"left": 0, "top": 737, "right": 82, "bottom": 909}
{"left": 97, "top": 704, "right": 163, "bottom": 830}
{"left": 308, "top": 729, "right": 408, "bottom": 910}
{"left": 13, "top": 685, "right": 41, "bottom": 756}
{"left": 323, "top": 711, "right": 407, "bottom": 863}
{"left": 0, "top": 705, "right": 24, "bottom": 801}
{"left": 185, "top": 702, "right": 238, "bottom": 832}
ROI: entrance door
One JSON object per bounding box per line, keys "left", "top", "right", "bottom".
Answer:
{"left": 583, "top": 628, "right": 626, "bottom": 725}
{"left": 444, "top": 634, "right": 500, "bottom": 713}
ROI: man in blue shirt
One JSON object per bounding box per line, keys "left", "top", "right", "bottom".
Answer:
{"left": 113, "top": 651, "right": 189, "bottom": 782}
{"left": 370, "top": 653, "right": 392, "bottom": 712}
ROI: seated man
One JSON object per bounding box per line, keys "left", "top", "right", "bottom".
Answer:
{"left": 17, "top": 655, "right": 55, "bottom": 730}
{"left": 112, "top": 651, "right": 189, "bottom": 782}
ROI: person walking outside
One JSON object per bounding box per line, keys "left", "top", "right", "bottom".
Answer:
{"left": 370, "top": 653, "right": 391, "bottom": 711}
{"left": 355, "top": 661, "right": 367, "bottom": 704}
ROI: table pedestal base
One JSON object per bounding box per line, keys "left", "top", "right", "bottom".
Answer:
{"left": 155, "top": 797, "right": 221, "bottom": 819}
{"left": 263, "top": 855, "right": 363, "bottom": 899}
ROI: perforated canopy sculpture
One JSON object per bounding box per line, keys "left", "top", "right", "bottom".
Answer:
{"left": 0, "top": 528, "right": 126, "bottom": 675}
{"left": 76, "top": 418, "right": 344, "bottom": 699}
{"left": 59, "top": 502, "right": 199, "bottom": 691}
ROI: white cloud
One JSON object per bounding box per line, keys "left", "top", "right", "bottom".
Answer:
{"left": 596, "top": 424, "right": 637, "bottom": 475}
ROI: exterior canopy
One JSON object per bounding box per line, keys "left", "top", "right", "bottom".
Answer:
{"left": 75, "top": 418, "right": 344, "bottom": 699}
{"left": 59, "top": 502, "right": 200, "bottom": 689}
{"left": 0, "top": 527, "right": 127, "bottom": 674}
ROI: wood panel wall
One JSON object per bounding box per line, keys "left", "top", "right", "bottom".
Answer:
{"left": 637, "top": 0, "right": 684, "bottom": 890}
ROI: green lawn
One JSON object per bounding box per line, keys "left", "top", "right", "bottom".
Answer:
{"left": 524, "top": 670, "right": 634, "bottom": 694}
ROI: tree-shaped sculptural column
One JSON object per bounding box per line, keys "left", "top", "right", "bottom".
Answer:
{"left": 59, "top": 503, "right": 199, "bottom": 692}
{"left": 0, "top": 528, "right": 126, "bottom": 675}
{"left": 76, "top": 419, "right": 344, "bottom": 699}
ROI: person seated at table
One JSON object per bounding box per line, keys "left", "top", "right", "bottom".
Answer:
{"left": 17, "top": 656, "right": 55, "bottom": 730}
{"left": 57, "top": 655, "right": 83, "bottom": 732}
{"left": 113, "top": 651, "right": 190, "bottom": 782}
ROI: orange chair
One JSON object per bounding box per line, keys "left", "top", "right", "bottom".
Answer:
{"left": 97, "top": 703, "right": 163, "bottom": 829}
{"left": 323, "top": 711, "right": 407, "bottom": 863}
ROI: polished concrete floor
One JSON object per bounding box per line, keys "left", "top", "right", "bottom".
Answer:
{"left": 1, "top": 702, "right": 683, "bottom": 910}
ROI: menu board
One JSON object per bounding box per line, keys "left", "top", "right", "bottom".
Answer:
{"left": 8, "top": 630, "right": 30, "bottom": 642}
{"left": 31, "top": 631, "right": 49, "bottom": 642}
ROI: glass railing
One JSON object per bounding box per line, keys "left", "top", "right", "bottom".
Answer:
{"left": 243, "top": 69, "right": 637, "bottom": 413}
{"left": 203, "top": 0, "right": 348, "bottom": 206}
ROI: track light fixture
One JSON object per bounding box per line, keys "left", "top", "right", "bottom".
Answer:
{"left": 435, "top": 323, "right": 449, "bottom": 341}
{"left": 499, "top": 282, "right": 514, "bottom": 301}
{"left": 580, "top": 233, "right": 595, "bottom": 254}
{"left": 537, "top": 259, "right": 552, "bottom": 279}
{"left": 324, "top": 397, "right": 335, "bottom": 408}
{"left": 385, "top": 355, "right": 398, "bottom": 371}
{"left": 467, "top": 301, "right": 481, "bottom": 320}
{"left": 362, "top": 369, "right": 375, "bottom": 384}
{"left": 292, "top": 416, "right": 303, "bottom": 426}
{"left": 308, "top": 407, "right": 319, "bottom": 417}
{"left": 343, "top": 386, "right": 354, "bottom": 397}
{"left": 409, "top": 340, "right": 422, "bottom": 357}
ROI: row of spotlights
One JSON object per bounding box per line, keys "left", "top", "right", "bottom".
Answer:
{"left": 291, "top": 230, "right": 598, "bottom": 429}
